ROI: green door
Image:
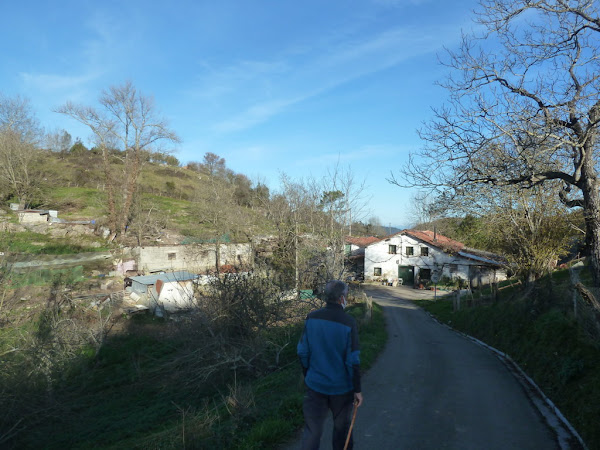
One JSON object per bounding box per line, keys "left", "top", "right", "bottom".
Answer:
{"left": 398, "top": 266, "right": 414, "bottom": 285}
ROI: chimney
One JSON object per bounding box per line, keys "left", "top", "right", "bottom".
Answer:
{"left": 433, "top": 226, "right": 437, "bottom": 241}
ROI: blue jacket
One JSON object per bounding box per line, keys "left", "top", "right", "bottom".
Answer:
{"left": 297, "top": 302, "right": 361, "bottom": 395}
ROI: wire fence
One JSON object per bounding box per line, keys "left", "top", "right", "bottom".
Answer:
{"left": 571, "top": 282, "right": 600, "bottom": 344}
{"left": 446, "top": 266, "right": 600, "bottom": 346}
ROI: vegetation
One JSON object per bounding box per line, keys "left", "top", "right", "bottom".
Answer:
{"left": 0, "top": 93, "right": 43, "bottom": 208}
{"left": 0, "top": 89, "right": 383, "bottom": 448}
{"left": 58, "top": 82, "right": 181, "bottom": 239}
{"left": 1, "top": 231, "right": 108, "bottom": 255}
{"left": 415, "top": 265, "right": 600, "bottom": 449}
{"left": 0, "top": 274, "right": 386, "bottom": 449}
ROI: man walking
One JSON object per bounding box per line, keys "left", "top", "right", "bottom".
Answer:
{"left": 297, "top": 280, "right": 363, "bottom": 449}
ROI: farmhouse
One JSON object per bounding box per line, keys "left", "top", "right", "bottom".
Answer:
{"left": 345, "top": 236, "right": 380, "bottom": 278}
{"left": 364, "top": 229, "right": 507, "bottom": 288}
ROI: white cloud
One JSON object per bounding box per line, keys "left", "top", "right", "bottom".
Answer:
{"left": 205, "top": 24, "right": 455, "bottom": 134}
{"left": 212, "top": 97, "right": 295, "bottom": 133}
{"left": 20, "top": 72, "right": 99, "bottom": 93}
{"left": 18, "top": 9, "right": 127, "bottom": 104}
{"left": 191, "top": 60, "right": 289, "bottom": 100}
{"left": 297, "top": 144, "right": 403, "bottom": 167}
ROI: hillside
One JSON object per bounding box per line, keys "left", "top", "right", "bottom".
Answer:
{"left": 24, "top": 150, "right": 277, "bottom": 245}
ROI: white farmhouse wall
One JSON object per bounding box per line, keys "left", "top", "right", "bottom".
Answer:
{"left": 364, "top": 234, "right": 506, "bottom": 287}
{"left": 365, "top": 234, "right": 443, "bottom": 283}
{"left": 131, "top": 243, "right": 252, "bottom": 273}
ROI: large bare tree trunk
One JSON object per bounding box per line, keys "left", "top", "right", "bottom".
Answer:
{"left": 100, "top": 145, "right": 118, "bottom": 234}
{"left": 581, "top": 160, "right": 600, "bottom": 285}
{"left": 119, "top": 151, "right": 141, "bottom": 235}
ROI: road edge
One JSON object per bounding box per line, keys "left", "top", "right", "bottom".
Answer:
{"left": 422, "top": 310, "right": 588, "bottom": 450}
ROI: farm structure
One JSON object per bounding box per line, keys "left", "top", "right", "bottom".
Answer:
{"left": 364, "top": 230, "right": 507, "bottom": 288}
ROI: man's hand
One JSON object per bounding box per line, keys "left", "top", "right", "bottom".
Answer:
{"left": 354, "top": 392, "right": 363, "bottom": 407}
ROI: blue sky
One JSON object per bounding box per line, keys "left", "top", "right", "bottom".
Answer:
{"left": 1, "top": 0, "right": 479, "bottom": 229}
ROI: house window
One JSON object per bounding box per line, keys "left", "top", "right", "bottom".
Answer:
{"left": 421, "top": 247, "right": 429, "bottom": 256}
{"left": 374, "top": 267, "right": 382, "bottom": 276}
{"left": 420, "top": 268, "right": 432, "bottom": 280}
{"left": 345, "top": 244, "right": 352, "bottom": 255}
{"left": 168, "top": 252, "right": 177, "bottom": 261}
{"left": 405, "top": 246, "right": 414, "bottom": 256}
{"left": 388, "top": 245, "right": 397, "bottom": 254}
{"left": 450, "top": 264, "right": 458, "bottom": 273}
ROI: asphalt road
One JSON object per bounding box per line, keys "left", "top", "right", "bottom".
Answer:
{"left": 282, "top": 284, "right": 562, "bottom": 450}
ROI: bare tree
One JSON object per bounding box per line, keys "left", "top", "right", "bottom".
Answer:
{"left": 0, "top": 94, "right": 42, "bottom": 208}
{"left": 437, "top": 181, "right": 576, "bottom": 281}
{"left": 202, "top": 152, "right": 227, "bottom": 177}
{"left": 277, "top": 175, "right": 316, "bottom": 290}
{"left": 44, "top": 129, "right": 72, "bottom": 153}
{"left": 393, "top": 1, "right": 600, "bottom": 284}
{"left": 128, "top": 197, "right": 170, "bottom": 246}
{"left": 0, "top": 93, "right": 41, "bottom": 143}
{"left": 193, "top": 176, "right": 241, "bottom": 273}
{"left": 57, "top": 81, "right": 180, "bottom": 239}
{"left": 489, "top": 184, "right": 575, "bottom": 282}
{"left": 317, "top": 163, "right": 370, "bottom": 279}
{"left": 0, "top": 131, "right": 39, "bottom": 207}
{"left": 270, "top": 166, "right": 370, "bottom": 292}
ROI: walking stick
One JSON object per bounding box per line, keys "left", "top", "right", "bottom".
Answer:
{"left": 343, "top": 402, "right": 358, "bottom": 450}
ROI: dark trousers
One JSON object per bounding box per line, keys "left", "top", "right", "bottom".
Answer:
{"left": 302, "top": 387, "right": 355, "bottom": 450}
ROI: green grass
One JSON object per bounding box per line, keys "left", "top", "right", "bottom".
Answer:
{"left": 18, "top": 151, "right": 281, "bottom": 241}
{"left": 47, "top": 187, "right": 105, "bottom": 219}
{"left": 415, "top": 274, "right": 600, "bottom": 450}
{"left": 1, "top": 299, "right": 387, "bottom": 449}
{"left": 348, "top": 302, "right": 387, "bottom": 369}
{"left": 5, "top": 266, "right": 86, "bottom": 288}
{"left": 0, "top": 231, "right": 109, "bottom": 255}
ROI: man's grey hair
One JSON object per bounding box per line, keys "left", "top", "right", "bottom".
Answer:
{"left": 324, "top": 280, "right": 348, "bottom": 303}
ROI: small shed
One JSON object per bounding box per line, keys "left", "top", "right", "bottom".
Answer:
{"left": 125, "top": 271, "right": 199, "bottom": 314}
{"left": 17, "top": 209, "right": 58, "bottom": 224}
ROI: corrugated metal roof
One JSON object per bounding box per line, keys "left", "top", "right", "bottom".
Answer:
{"left": 128, "top": 271, "right": 198, "bottom": 285}
{"left": 458, "top": 251, "right": 503, "bottom": 266}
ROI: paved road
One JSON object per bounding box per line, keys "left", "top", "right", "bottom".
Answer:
{"left": 282, "top": 284, "right": 562, "bottom": 449}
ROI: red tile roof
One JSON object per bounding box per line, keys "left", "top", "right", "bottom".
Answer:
{"left": 376, "top": 229, "right": 465, "bottom": 253}
{"left": 345, "top": 236, "right": 381, "bottom": 247}
{"left": 403, "top": 229, "right": 465, "bottom": 252}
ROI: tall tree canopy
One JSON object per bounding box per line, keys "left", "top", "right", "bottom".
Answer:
{"left": 394, "top": 0, "right": 600, "bottom": 283}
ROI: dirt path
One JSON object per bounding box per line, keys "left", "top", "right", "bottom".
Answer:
{"left": 282, "top": 284, "right": 567, "bottom": 449}
{"left": 8, "top": 252, "right": 112, "bottom": 270}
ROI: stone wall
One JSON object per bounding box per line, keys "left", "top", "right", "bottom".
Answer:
{"left": 130, "top": 243, "right": 253, "bottom": 273}
{"left": 18, "top": 212, "right": 48, "bottom": 224}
